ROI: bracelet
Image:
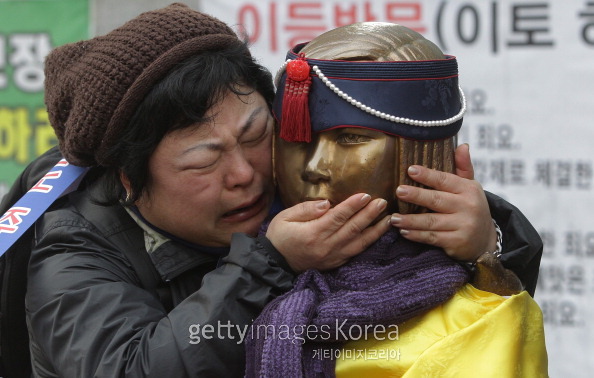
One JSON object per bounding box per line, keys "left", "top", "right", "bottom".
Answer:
{"left": 462, "top": 219, "right": 503, "bottom": 274}
{"left": 490, "top": 218, "right": 503, "bottom": 259}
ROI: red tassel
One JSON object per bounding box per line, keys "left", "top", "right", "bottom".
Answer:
{"left": 280, "top": 53, "right": 312, "bottom": 142}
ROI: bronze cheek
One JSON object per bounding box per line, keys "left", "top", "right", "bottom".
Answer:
{"left": 275, "top": 128, "right": 397, "bottom": 209}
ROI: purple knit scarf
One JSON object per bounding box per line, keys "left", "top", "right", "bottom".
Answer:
{"left": 245, "top": 228, "right": 469, "bottom": 377}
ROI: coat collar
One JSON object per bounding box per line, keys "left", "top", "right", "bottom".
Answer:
{"left": 124, "top": 206, "right": 222, "bottom": 281}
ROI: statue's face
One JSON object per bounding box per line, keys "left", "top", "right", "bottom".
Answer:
{"left": 275, "top": 127, "right": 396, "bottom": 208}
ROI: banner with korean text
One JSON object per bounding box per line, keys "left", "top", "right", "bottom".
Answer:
{"left": 201, "top": 0, "right": 594, "bottom": 375}
{"left": 0, "top": 0, "right": 89, "bottom": 199}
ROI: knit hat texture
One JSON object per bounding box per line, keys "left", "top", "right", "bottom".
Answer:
{"left": 44, "top": 2, "right": 242, "bottom": 166}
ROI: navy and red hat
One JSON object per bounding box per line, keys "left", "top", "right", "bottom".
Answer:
{"left": 273, "top": 42, "right": 466, "bottom": 143}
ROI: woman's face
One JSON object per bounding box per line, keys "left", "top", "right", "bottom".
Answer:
{"left": 275, "top": 127, "right": 396, "bottom": 209}
{"left": 132, "top": 88, "right": 275, "bottom": 247}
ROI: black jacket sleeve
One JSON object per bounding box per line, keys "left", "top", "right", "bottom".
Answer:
{"left": 485, "top": 191, "right": 543, "bottom": 296}
{"left": 26, "top": 210, "right": 295, "bottom": 377}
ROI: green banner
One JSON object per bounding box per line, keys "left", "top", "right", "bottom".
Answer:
{"left": 0, "top": 0, "right": 89, "bottom": 198}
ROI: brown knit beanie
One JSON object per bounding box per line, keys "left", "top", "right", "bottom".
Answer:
{"left": 44, "top": 2, "right": 243, "bottom": 167}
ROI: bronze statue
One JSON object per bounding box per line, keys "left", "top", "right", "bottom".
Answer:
{"left": 274, "top": 22, "right": 521, "bottom": 294}
{"left": 245, "top": 22, "right": 547, "bottom": 377}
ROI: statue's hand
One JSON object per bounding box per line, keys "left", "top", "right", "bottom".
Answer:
{"left": 266, "top": 193, "right": 390, "bottom": 272}
{"left": 390, "top": 144, "right": 497, "bottom": 262}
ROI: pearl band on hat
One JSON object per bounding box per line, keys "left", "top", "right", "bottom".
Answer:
{"left": 277, "top": 58, "right": 467, "bottom": 128}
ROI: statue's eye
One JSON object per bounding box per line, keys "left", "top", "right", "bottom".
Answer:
{"left": 336, "top": 133, "right": 371, "bottom": 144}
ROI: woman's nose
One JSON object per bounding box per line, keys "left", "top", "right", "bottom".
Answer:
{"left": 225, "top": 147, "right": 255, "bottom": 188}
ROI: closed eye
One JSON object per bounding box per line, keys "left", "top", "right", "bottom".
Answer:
{"left": 336, "top": 133, "right": 372, "bottom": 144}
{"left": 242, "top": 122, "right": 270, "bottom": 145}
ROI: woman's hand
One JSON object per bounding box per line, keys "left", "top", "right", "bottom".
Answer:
{"left": 266, "top": 193, "right": 390, "bottom": 272}
{"left": 390, "top": 144, "right": 497, "bottom": 262}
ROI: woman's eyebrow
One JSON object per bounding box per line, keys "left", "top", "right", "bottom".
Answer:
{"left": 238, "top": 106, "right": 267, "bottom": 137}
{"left": 180, "top": 106, "right": 268, "bottom": 155}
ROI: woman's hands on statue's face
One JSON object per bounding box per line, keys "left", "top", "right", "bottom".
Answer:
{"left": 266, "top": 193, "right": 390, "bottom": 272}
{"left": 389, "top": 144, "right": 498, "bottom": 262}
{"left": 275, "top": 129, "right": 497, "bottom": 264}
{"left": 267, "top": 126, "right": 394, "bottom": 272}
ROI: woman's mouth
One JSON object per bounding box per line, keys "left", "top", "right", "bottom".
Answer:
{"left": 222, "top": 194, "right": 267, "bottom": 223}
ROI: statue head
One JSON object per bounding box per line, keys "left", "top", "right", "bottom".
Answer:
{"left": 273, "top": 22, "right": 464, "bottom": 214}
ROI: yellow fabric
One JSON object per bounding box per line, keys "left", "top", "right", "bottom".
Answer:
{"left": 335, "top": 284, "right": 548, "bottom": 378}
